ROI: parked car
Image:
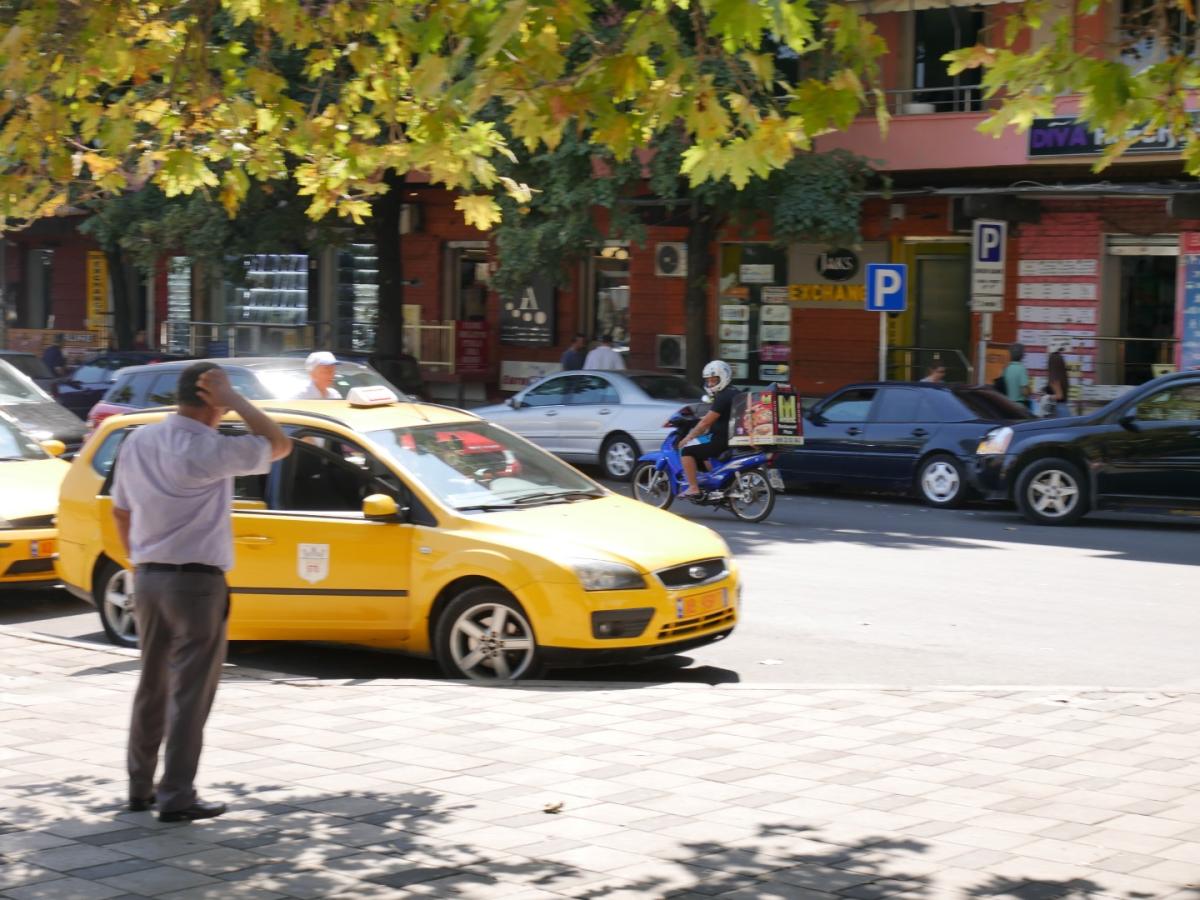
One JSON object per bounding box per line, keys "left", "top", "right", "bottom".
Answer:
{"left": 969, "top": 371, "right": 1200, "bottom": 525}
{"left": 474, "top": 370, "right": 703, "bottom": 480}
{"left": 0, "top": 359, "right": 88, "bottom": 456}
{"left": 776, "top": 381, "right": 1033, "bottom": 507}
{"left": 0, "top": 411, "right": 71, "bottom": 588}
{"left": 85, "top": 356, "right": 407, "bottom": 433}
{"left": 56, "top": 350, "right": 189, "bottom": 419}
{"left": 56, "top": 389, "right": 738, "bottom": 679}
{"left": 0, "top": 350, "right": 57, "bottom": 393}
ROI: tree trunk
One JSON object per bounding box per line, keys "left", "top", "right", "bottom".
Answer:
{"left": 372, "top": 173, "right": 405, "bottom": 361}
{"left": 104, "top": 249, "right": 135, "bottom": 350}
{"left": 684, "top": 199, "right": 718, "bottom": 387}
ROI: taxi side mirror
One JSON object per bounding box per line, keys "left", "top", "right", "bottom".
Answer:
{"left": 40, "top": 439, "right": 66, "bottom": 457}
{"left": 363, "top": 493, "right": 409, "bottom": 522}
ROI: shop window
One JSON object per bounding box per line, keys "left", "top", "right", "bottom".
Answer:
{"left": 1120, "top": 0, "right": 1198, "bottom": 67}
{"left": 591, "top": 245, "right": 630, "bottom": 346}
{"left": 335, "top": 242, "right": 379, "bottom": 352}
{"left": 447, "top": 245, "right": 490, "bottom": 321}
{"left": 23, "top": 249, "right": 53, "bottom": 329}
{"left": 719, "top": 243, "right": 790, "bottom": 385}
{"left": 912, "top": 9, "right": 983, "bottom": 112}
{"left": 1117, "top": 255, "right": 1177, "bottom": 385}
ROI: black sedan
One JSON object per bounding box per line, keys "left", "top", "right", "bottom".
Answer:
{"left": 0, "top": 358, "right": 87, "bottom": 455}
{"left": 776, "top": 381, "right": 1032, "bottom": 507}
{"left": 969, "top": 371, "right": 1200, "bottom": 525}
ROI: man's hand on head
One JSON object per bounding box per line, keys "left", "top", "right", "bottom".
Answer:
{"left": 196, "top": 368, "right": 241, "bottom": 412}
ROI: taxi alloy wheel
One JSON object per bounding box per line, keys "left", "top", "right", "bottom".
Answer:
{"left": 436, "top": 588, "right": 541, "bottom": 681}
{"left": 630, "top": 462, "right": 673, "bottom": 510}
{"left": 97, "top": 561, "right": 138, "bottom": 648}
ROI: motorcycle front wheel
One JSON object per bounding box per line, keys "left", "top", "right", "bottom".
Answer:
{"left": 726, "top": 468, "right": 775, "bottom": 523}
{"left": 630, "top": 462, "right": 674, "bottom": 510}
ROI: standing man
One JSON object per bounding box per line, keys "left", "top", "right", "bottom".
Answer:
{"left": 111, "top": 363, "right": 291, "bottom": 822}
{"left": 921, "top": 361, "right": 946, "bottom": 383}
{"left": 41, "top": 333, "right": 67, "bottom": 377}
{"left": 560, "top": 333, "right": 587, "bottom": 371}
{"left": 1002, "top": 342, "right": 1032, "bottom": 410}
{"left": 300, "top": 350, "right": 341, "bottom": 399}
{"left": 583, "top": 333, "right": 625, "bottom": 370}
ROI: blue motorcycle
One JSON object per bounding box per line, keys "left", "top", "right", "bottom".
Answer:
{"left": 629, "top": 404, "right": 780, "bottom": 523}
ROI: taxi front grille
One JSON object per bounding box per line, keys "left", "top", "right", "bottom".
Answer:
{"left": 657, "top": 607, "right": 736, "bottom": 640}
{"left": 5, "top": 559, "right": 54, "bottom": 576}
{"left": 656, "top": 557, "right": 727, "bottom": 589}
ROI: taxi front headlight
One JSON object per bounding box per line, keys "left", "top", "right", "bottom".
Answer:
{"left": 976, "top": 426, "right": 1013, "bottom": 456}
{"left": 568, "top": 559, "right": 646, "bottom": 591}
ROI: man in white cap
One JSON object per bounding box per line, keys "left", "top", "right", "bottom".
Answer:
{"left": 300, "top": 351, "right": 341, "bottom": 399}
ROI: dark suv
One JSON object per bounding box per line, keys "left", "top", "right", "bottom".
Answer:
{"left": 55, "top": 350, "right": 189, "bottom": 419}
{"left": 969, "top": 371, "right": 1200, "bottom": 525}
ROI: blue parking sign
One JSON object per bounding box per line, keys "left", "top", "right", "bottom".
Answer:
{"left": 865, "top": 263, "right": 907, "bottom": 313}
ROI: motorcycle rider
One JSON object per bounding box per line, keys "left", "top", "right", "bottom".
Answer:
{"left": 679, "top": 360, "right": 740, "bottom": 499}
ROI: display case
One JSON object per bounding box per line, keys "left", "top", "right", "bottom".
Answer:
{"left": 226, "top": 254, "right": 310, "bottom": 326}
{"left": 336, "top": 242, "right": 379, "bottom": 352}
{"left": 165, "top": 256, "right": 192, "bottom": 354}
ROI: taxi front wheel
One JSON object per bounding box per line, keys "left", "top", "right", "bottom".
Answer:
{"left": 435, "top": 587, "right": 543, "bottom": 682}
{"left": 95, "top": 559, "right": 139, "bottom": 648}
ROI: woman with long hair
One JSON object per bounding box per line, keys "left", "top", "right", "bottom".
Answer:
{"left": 1042, "top": 350, "right": 1072, "bottom": 417}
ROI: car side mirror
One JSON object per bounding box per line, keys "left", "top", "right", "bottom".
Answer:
{"left": 39, "top": 439, "right": 66, "bottom": 457}
{"left": 507, "top": 396, "right": 523, "bottom": 409}
{"left": 363, "top": 493, "right": 409, "bottom": 522}
{"left": 1119, "top": 411, "right": 1140, "bottom": 432}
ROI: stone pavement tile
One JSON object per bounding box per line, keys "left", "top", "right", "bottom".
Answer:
{"left": 933, "top": 825, "right": 1037, "bottom": 853}
{"left": 1091, "top": 850, "right": 1172, "bottom": 875}
{"left": 707, "top": 881, "right": 841, "bottom": 899}
{"left": 65, "top": 860, "right": 164, "bottom": 883}
{"left": 769, "top": 863, "right": 877, "bottom": 893}
{"left": 158, "top": 846, "right": 271, "bottom": 876}
{"left": 98, "top": 866, "right": 217, "bottom": 896}
{"left": 0, "top": 832, "right": 77, "bottom": 855}
{"left": 42, "top": 821, "right": 138, "bottom": 841}
{"left": 20, "top": 845, "right": 132, "bottom": 874}
{"left": 1096, "top": 813, "right": 1198, "bottom": 838}
{"left": 0, "top": 863, "right": 62, "bottom": 891}
{"left": 1132, "top": 858, "right": 1200, "bottom": 886}
{"left": 158, "top": 886, "right": 288, "bottom": 900}
{"left": 2, "top": 877, "right": 129, "bottom": 900}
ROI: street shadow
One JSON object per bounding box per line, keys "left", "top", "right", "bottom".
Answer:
{"left": 5, "top": 779, "right": 1199, "bottom": 898}
{"left": 0, "top": 588, "right": 90, "bottom": 626}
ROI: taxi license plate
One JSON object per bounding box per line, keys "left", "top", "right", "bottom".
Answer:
{"left": 767, "top": 468, "right": 784, "bottom": 490}
{"left": 30, "top": 539, "right": 56, "bottom": 559}
{"left": 676, "top": 588, "right": 726, "bottom": 619}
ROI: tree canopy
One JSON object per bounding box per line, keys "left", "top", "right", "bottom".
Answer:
{"left": 0, "top": 0, "right": 887, "bottom": 231}
{"left": 949, "top": 0, "right": 1200, "bottom": 173}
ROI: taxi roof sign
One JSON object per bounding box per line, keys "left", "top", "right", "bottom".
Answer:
{"left": 346, "top": 385, "right": 399, "bottom": 407}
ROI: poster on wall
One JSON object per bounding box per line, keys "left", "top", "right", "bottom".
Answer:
{"left": 1180, "top": 234, "right": 1200, "bottom": 371}
{"left": 500, "top": 274, "right": 556, "bottom": 346}
{"left": 719, "top": 342, "right": 749, "bottom": 360}
{"left": 719, "top": 322, "right": 749, "bottom": 341}
{"left": 720, "top": 304, "right": 750, "bottom": 322}
{"left": 455, "top": 321, "right": 490, "bottom": 376}
{"left": 86, "top": 251, "right": 109, "bottom": 332}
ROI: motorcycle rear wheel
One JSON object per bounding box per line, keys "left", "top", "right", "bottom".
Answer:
{"left": 630, "top": 462, "right": 674, "bottom": 510}
{"left": 727, "top": 468, "right": 775, "bottom": 523}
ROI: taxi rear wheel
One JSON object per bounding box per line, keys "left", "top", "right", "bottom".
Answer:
{"left": 435, "top": 588, "right": 542, "bottom": 681}
{"left": 95, "top": 559, "right": 138, "bottom": 648}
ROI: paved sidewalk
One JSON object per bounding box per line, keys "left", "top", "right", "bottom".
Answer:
{"left": 2, "top": 630, "right": 1200, "bottom": 900}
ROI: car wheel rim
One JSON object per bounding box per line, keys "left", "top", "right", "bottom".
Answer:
{"left": 103, "top": 569, "right": 137, "bottom": 643}
{"left": 606, "top": 442, "right": 635, "bottom": 477}
{"left": 633, "top": 466, "right": 670, "bottom": 507}
{"left": 731, "top": 472, "right": 770, "bottom": 518}
{"left": 922, "top": 461, "right": 960, "bottom": 502}
{"left": 448, "top": 603, "right": 535, "bottom": 681}
{"left": 1029, "top": 469, "right": 1079, "bottom": 518}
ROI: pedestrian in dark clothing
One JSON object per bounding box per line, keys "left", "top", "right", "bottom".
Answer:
{"left": 42, "top": 334, "right": 67, "bottom": 377}
{"left": 111, "top": 363, "right": 291, "bottom": 822}
{"left": 560, "top": 333, "right": 587, "bottom": 371}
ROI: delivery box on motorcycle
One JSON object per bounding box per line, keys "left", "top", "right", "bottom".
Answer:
{"left": 729, "top": 383, "right": 804, "bottom": 447}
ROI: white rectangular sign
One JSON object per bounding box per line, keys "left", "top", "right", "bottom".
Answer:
{"left": 1017, "top": 282, "right": 1097, "bottom": 300}
{"left": 971, "top": 219, "right": 1007, "bottom": 305}
{"left": 1018, "top": 259, "right": 1098, "bottom": 277}
{"left": 970, "top": 295, "right": 1004, "bottom": 313}
{"left": 499, "top": 360, "right": 561, "bottom": 392}
{"left": 1018, "top": 306, "right": 1097, "bottom": 324}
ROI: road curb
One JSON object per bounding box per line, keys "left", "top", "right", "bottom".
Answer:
{"left": 5, "top": 625, "right": 1200, "bottom": 695}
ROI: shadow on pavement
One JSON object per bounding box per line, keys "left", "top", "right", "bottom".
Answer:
{"left": 5, "top": 778, "right": 1198, "bottom": 898}
{"left": 0, "top": 588, "right": 90, "bottom": 626}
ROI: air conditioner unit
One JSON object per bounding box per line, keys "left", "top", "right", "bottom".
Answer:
{"left": 655, "top": 334, "right": 686, "bottom": 369}
{"left": 654, "top": 242, "right": 688, "bottom": 277}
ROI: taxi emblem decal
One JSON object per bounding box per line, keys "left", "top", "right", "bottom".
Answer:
{"left": 298, "top": 543, "right": 330, "bottom": 584}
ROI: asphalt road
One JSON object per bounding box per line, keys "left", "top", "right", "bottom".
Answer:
{"left": 4, "top": 486, "right": 1199, "bottom": 688}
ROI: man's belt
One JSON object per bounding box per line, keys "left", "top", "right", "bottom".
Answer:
{"left": 140, "top": 563, "right": 223, "bottom": 576}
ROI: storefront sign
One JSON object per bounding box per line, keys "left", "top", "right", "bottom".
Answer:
{"left": 500, "top": 275, "right": 556, "bottom": 346}
{"left": 760, "top": 287, "right": 790, "bottom": 304}
{"left": 86, "top": 251, "right": 109, "bottom": 332}
{"left": 814, "top": 249, "right": 859, "bottom": 282}
{"left": 739, "top": 264, "right": 775, "bottom": 284}
{"left": 718, "top": 323, "right": 749, "bottom": 341}
{"left": 1028, "top": 117, "right": 1188, "bottom": 158}
{"left": 1018, "top": 259, "right": 1098, "bottom": 277}
{"left": 499, "top": 360, "right": 560, "bottom": 392}
{"left": 787, "top": 283, "right": 866, "bottom": 305}
{"left": 1018, "top": 306, "right": 1097, "bottom": 324}
{"left": 455, "top": 321, "right": 489, "bottom": 376}
{"left": 759, "top": 345, "right": 791, "bottom": 362}
{"left": 1179, "top": 233, "right": 1200, "bottom": 370}
{"left": 1017, "top": 282, "right": 1097, "bottom": 301}
{"left": 720, "top": 304, "right": 750, "bottom": 322}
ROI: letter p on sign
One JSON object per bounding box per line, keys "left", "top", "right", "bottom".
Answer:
{"left": 865, "top": 264, "right": 908, "bottom": 313}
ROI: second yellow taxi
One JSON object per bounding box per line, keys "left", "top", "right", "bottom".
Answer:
{"left": 0, "top": 412, "right": 69, "bottom": 589}
{"left": 56, "top": 389, "right": 739, "bottom": 680}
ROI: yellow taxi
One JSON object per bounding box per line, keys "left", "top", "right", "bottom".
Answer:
{"left": 0, "top": 412, "right": 70, "bottom": 588}
{"left": 56, "top": 388, "right": 739, "bottom": 679}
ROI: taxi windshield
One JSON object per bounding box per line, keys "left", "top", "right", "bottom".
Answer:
{"left": 0, "top": 417, "right": 47, "bottom": 461}
{"left": 0, "top": 364, "right": 45, "bottom": 405}
{"left": 366, "top": 421, "right": 603, "bottom": 511}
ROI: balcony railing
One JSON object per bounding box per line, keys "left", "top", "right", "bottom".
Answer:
{"left": 865, "top": 85, "right": 997, "bottom": 116}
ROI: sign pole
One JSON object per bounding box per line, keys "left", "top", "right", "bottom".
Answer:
{"left": 879, "top": 312, "right": 888, "bottom": 381}
{"left": 976, "top": 312, "right": 992, "bottom": 385}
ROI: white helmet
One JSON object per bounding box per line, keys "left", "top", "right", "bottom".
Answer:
{"left": 702, "top": 360, "right": 732, "bottom": 393}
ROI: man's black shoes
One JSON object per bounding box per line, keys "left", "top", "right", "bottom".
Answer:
{"left": 158, "top": 800, "right": 226, "bottom": 823}
{"left": 128, "top": 795, "right": 156, "bottom": 812}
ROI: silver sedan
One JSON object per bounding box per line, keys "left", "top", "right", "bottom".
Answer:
{"left": 474, "top": 370, "right": 703, "bottom": 480}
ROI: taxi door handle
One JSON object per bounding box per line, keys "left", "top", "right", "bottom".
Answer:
{"left": 544, "top": 410, "right": 558, "bottom": 416}
{"left": 598, "top": 408, "right": 612, "bottom": 415}
{"left": 235, "top": 535, "right": 274, "bottom": 546}
{"left": 846, "top": 427, "right": 863, "bottom": 436}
